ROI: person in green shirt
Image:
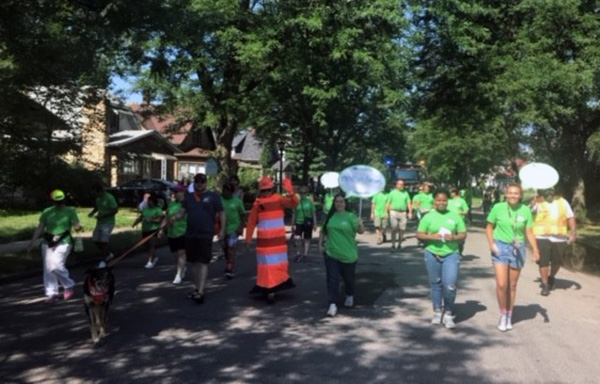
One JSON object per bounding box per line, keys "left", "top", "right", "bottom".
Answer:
{"left": 385, "top": 179, "right": 413, "bottom": 251}
{"left": 89, "top": 183, "right": 118, "bottom": 262}
{"left": 319, "top": 194, "right": 365, "bottom": 317}
{"left": 413, "top": 184, "right": 434, "bottom": 248}
{"left": 486, "top": 183, "right": 540, "bottom": 332}
{"left": 292, "top": 185, "right": 317, "bottom": 262}
{"left": 220, "top": 183, "right": 246, "bottom": 278}
{"left": 322, "top": 190, "right": 335, "bottom": 217}
{"left": 159, "top": 185, "right": 188, "bottom": 284}
{"left": 133, "top": 194, "right": 165, "bottom": 269}
{"left": 28, "top": 189, "right": 83, "bottom": 302}
{"left": 417, "top": 190, "right": 467, "bottom": 329}
{"left": 461, "top": 188, "right": 473, "bottom": 224}
{"left": 370, "top": 190, "right": 389, "bottom": 244}
{"left": 448, "top": 188, "right": 469, "bottom": 254}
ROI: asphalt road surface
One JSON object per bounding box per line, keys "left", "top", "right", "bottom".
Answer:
{"left": 1, "top": 225, "right": 599, "bottom": 383}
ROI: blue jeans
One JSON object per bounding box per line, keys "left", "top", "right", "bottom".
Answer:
{"left": 324, "top": 253, "right": 356, "bottom": 305}
{"left": 424, "top": 251, "right": 460, "bottom": 312}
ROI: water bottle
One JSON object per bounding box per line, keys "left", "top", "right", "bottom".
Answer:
{"left": 74, "top": 237, "right": 84, "bottom": 252}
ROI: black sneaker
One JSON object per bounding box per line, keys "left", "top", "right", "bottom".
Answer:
{"left": 541, "top": 284, "right": 550, "bottom": 296}
{"left": 225, "top": 270, "right": 234, "bottom": 280}
{"left": 548, "top": 276, "right": 555, "bottom": 290}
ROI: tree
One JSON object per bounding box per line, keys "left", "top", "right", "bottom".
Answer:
{"left": 255, "top": 0, "right": 410, "bottom": 175}
{"left": 121, "top": 0, "right": 280, "bottom": 186}
{"left": 0, "top": 0, "right": 123, "bottom": 202}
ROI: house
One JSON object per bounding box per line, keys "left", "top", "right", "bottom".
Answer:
{"left": 82, "top": 96, "right": 181, "bottom": 186}
{"left": 131, "top": 104, "right": 217, "bottom": 182}
{"left": 14, "top": 89, "right": 180, "bottom": 186}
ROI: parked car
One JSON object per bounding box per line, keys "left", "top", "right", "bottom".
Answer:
{"left": 106, "top": 179, "right": 178, "bottom": 208}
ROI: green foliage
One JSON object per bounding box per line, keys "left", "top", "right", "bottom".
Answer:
{"left": 238, "top": 167, "right": 260, "bottom": 196}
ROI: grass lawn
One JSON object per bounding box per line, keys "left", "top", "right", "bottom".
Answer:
{"left": 578, "top": 223, "right": 600, "bottom": 249}
{"left": 0, "top": 208, "right": 140, "bottom": 244}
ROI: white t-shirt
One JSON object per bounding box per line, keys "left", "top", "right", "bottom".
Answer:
{"left": 533, "top": 198, "right": 574, "bottom": 242}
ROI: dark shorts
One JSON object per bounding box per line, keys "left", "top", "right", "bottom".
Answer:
{"left": 537, "top": 238, "right": 567, "bottom": 267}
{"left": 294, "top": 223, "right": 313, "bottom": 240}
{"left": 168, "top": 236, "right": 186, "bottom": 252}
{"left": 185, "top": 237, "right": 214, "bottom": 264}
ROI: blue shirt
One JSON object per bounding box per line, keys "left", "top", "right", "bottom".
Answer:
{"left": 182, "top": 191, "right": 223, "bottom": 238}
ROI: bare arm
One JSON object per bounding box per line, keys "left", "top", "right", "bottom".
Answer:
{"left": 485, "top": 223, "right": 499, "bottom": 255}
{"left": 357, "top": 218, "right": 365, "bottom": 234}
{"left": 525, "top": 227, "right": 540, "bottom": 261}
{"left": 218, "top": 210, "right": 226, "bottom": 240}
{"left": 568, "top": 217, "right": 577, "bottom": 243}
{"left": 28, "top": 223, "right": 45, "bottom": 253}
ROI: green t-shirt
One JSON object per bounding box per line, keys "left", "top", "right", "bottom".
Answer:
{"left": 323, "top": 192, "right": 334, "bottom": 213}
{"left": 387, "top": 189, "right": 411, "bottom": 211}
{"left": 222, "top": 196, "right": 245, "bottom": 235}
{"left": 141, "top": 206, "right": 164, "bottom": 232}
{"left": 96, "top": 192, "right": 118, "bottom": 226}
{"left": 39, "top": 206, "right": 80, "bottom": 244}
{"left": 448, "top": 197, "right": 469, "bottom": 216}
{"left": 166, "top": 201, "right": 187, "bottom": 238}
{"left": 372, "top": 192, "right": 388, "bottom": 218}
{"left": 295, "top": 196, "right": 315, "bottom": 224}
{"left": 324, "top": 211, "right": 360, "bottom": 263}
{"left": 417, "top": 209, "right": 466, "bottom": 256}
{"left": 413, "top": 192, "right": 434, "bottom": 212}
{"left": 486, "top": 202, "right": 533, "bottom": 244}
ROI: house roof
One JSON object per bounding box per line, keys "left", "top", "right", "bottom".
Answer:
{"left": 175, "top": 148, "right": 212, "bottom": 158}
{"left": 107, "top": 130, "right": 181, "bottom": 153}
{"left": 130, "top": 103, "right": 192, "bottom": 146}
{"left": 232, "top": 129, "right": 263, "bottom": 163}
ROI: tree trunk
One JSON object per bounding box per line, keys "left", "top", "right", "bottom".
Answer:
{"left": 215, "top": 118, "right": 237, "bottom": 189}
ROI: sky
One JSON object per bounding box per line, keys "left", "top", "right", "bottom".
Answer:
{"left": 109, "top": 75, "right": 142, "bottom": 103}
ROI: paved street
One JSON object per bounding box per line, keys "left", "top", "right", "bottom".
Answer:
{"left": 1, "top": 222, "right": 600, "bottom": 383}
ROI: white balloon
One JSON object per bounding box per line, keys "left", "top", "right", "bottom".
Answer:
{"left": 519, "top": 162, "right": 559, "bottom": 189}
{"left": 339, "top": 165, "right": 386, "bottom": 198}
{"left": 320, "top": 172, "right": 340, "bottom": 188}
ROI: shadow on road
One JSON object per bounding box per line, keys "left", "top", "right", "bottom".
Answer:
{"left": 0, "top": 236, "right": 504, "bottom": 383}
{"left": 512, "top": 304, "right": 550, "bottom": 325}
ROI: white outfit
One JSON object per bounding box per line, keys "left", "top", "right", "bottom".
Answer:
{"left": 42, "top": 243, "right": 75, "bottom": 296}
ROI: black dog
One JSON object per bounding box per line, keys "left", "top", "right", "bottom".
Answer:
{"left": 83, "top": 265, "right": 115, "bottom": 344}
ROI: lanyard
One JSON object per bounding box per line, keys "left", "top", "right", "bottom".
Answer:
{"left": 506, "top": 205, "right": 519, "bottom": 244}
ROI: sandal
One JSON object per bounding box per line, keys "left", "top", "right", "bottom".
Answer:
{"left": 192, "top": 291, "right": 205, "bottom": 304}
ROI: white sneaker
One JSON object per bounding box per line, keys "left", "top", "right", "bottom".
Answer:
{"left": 344, "top": 296, "right": 354, "bottom": 308}
{"left": 173, "top": 274, "right": 182, "bottom": 284}
{"left": 431, "top": 310, "right": 443, "bottom": 325}
{"left": 506, "top": 316, "right": 513, "bottom": 330}
{"left": 326, "top": 304, "right": 338, "bottom": 317}
{"left": 442, "top": 313, "right": 456, "bottom": 329}
{"left": 498, "top": 315, "right": 508, "bottom": 332}
{"left": 144, "top": 261, "right": 154, "bottom": 269}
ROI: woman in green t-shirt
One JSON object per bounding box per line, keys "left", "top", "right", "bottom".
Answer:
{"left": 133, "top": 194, "right": 165, "bottom": 269}
{"left": 486, "top": 183, "right": 540, "bottom": 332}
{"left": 318, "top": 194, "right": 365, "bottom": 317}
{"left": 417, "top": 190, "right": 467, "bottom": 329}
{"left": 159, "top": 185, "right": 187, "bottom": 284}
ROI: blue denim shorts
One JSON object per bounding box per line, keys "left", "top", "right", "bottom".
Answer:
{"left": 491, "top": 240, "right": 525, "bottom": 269}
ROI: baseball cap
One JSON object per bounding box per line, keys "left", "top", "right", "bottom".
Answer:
{"left": 50, "top": 189, "right": 65, "bottom": 201}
